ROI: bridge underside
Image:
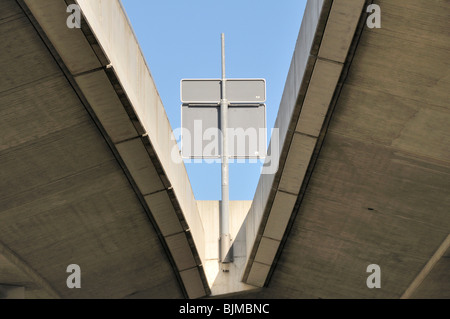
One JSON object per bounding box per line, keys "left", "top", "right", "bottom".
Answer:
{"left": 235, "top": 0, "right": 450, "bottom": 299}
{"left": 0, "top": 0, "right": 185, "bottom": 298}
{"left": 0, "top": 0, "right": 449, "bottom": 299}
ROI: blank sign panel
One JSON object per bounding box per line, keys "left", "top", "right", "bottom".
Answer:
{"left": 180, "top": 79, "right": 221, "bottom": 104}
{"left": 181, "top": 104, "right": 266, "bottom": 158}
{"left": 181, "top": 79, "right": 266, "bottom": 104}
{"left": 226, "top": 79, "right": 266, "bottom": 104}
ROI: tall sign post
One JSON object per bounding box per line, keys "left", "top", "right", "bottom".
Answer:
{"left": 220, "top": 33, "right": 231, "bottom": 263}
{"left": 180, "top": 34, "right": 267, "bottom": 264}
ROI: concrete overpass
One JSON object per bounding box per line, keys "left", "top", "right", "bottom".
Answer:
{"left": 0, "top": 0, "right": 449, "bottom": 299}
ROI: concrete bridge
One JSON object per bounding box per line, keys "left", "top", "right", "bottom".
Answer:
{"left": 0, "top": 0, "right": 448, "bottom": 298}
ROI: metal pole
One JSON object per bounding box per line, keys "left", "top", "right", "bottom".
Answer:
{"left": 220, "top": 33, "right": 232, "bottom": 263}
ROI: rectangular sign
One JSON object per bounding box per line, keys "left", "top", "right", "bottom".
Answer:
{"left": 181, "top": 79, "right": 221, "bottom": 104}
{"left": 181, "top": 79, "right": 266, "bottom": 104}
{"left": 181, "top": 104, "right": 267, "bottom": 158}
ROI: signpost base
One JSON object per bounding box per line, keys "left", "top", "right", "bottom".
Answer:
{"left": 220, "top": 233, "right": 233, "bottom": 264}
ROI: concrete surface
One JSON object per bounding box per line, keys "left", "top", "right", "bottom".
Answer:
{"left": 237, "top": 0, "right": 450, "bottom": 298}
{"left": 1, "top": 0, "right": 449, "bottom": 299}
{"left": 1, "top": 0, "right": 207, "bottom": 298}
{"left": 197, "top": 201, "right": 257, "bottom": 296}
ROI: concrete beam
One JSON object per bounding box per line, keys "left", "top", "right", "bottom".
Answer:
{"left": 74, "top": 70, "right": 140, "bottom": 144}
{"left": 233, "top": 0, "right": 450, "bottom": 299}
{"left": 318, "top": 0, "right": 366, "bottom": 63}
{"left": 76, "top": 0, "right": 207, "bottom": 268}
{"left": 22, "top": 0, "right": 209, "bottom": 298}
{"left": 23, "top": 0, "right": 104, "bottom": 75}
{"left": 240, "top": 0, "right": 366, "bottom": 287}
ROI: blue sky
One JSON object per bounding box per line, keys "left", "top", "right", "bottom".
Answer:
{"left": 121, "top": 0, "right": 306, "bottom": 200}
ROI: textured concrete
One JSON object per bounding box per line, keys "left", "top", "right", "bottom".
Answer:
{"left": 240, "top": 0, "right": 348, "bottom": 288}
{"left": 0, "top": 0, "right": 206, "bottom": 298}
{"left": 73, "top": 0, "right": 208, "bottom": 281}
{"left": 0, "top": 244, "right": 57, "bottom": 299}
{"left": 403, "top": 235, "right": 450, "bottom": 299}
{"left": 237, "top": 0, "right": 450, "bottom": 298}
{"left": 1, "top": 0, "right": 448, "bottom": 299}
{"left": 197, "top": 201, "right": 257, "bottom": 296}
{"left": 0, "top": 285, "right": 25, "bottom": 299}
